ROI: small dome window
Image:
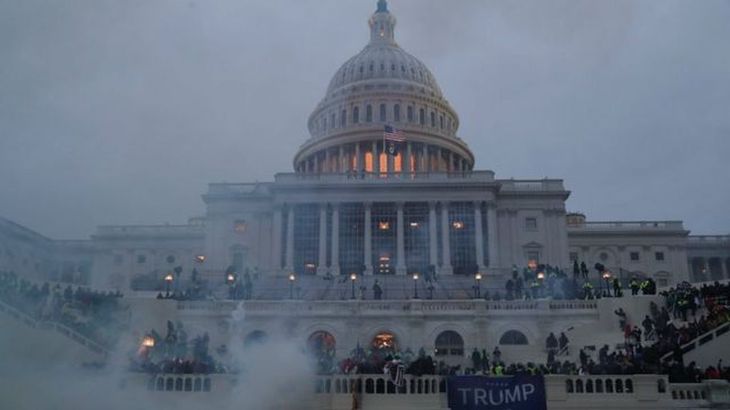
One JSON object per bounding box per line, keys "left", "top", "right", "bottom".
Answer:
{"left": 366, "top": 105, "right": 373, "bottom": 122}
{"left": 380, "top": 63, "right": 385, "bottom": 71}
{"left": 353, "top": 107, "right": 360, "bottom": 124}
{"left": 499, "top": 330, "right": 528, "bottom": 345}
{"left": 369, "top": 63, "right": 374, "bottom": 72}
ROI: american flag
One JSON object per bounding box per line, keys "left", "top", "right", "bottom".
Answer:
{"left": 383, "top": 125, "right": 405, "bottom": 142}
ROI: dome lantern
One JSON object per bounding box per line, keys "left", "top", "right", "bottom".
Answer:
{"left": 369, "top": 1, "right": 397, "bottom": 45}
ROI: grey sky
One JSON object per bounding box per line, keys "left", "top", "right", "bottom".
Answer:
{"left": 0, "top": 0, "right": 728, "bottom": 239}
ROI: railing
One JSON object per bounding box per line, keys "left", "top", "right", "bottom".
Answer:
{"left": 564, "top": 376, "right": 637, "bottom": 394}
{"left": 568, "top": 221, "right": 685, "bottom": 231}
{"left": 670, "top": 383, "right": 708, "bottom": 401}
{"left": 0, "top": 299, "right": 109, "bottom": 356}
{"left": 499, "top": 179, "right": 566, "bottom": 192}
{"left": 317, "top": 374, "right": 444, "bottom": 396}
{"left": 95, "top": 224, "right": 204, "bottom": 236}
{"left": 660, "top": 321, "right": 730, "bottom": 362}
{"left": 688, "top": 235, "right": 730, "bottom": 243}
{"left": 549, "top": 301, "right": 598, "bottom": 310}
{"left": 274, "top": 171, "right": 496, "bottom": 184}
{"left": 145, "top": 374, "right": 213, "bottom": 393}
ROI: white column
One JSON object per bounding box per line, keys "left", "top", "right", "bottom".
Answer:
{"left": 487, "top": 202, "right": 500, "bottom": 268}
{"left": 428, "top": 202, "right": 438, "bottom": 268}
{"left": 355, "top": 143, "right": 361, "bottom": 173}
{"left": 441, "top": 202, "right": 453, "bottom": 274}
{"left": 396, "top": 202, "right": 406, "bottom": 274}
{"left": 474, "top": 201, "right": 486, "bottom": 271}
{"left": 437, "top": 147, "right": 443, "bottom": 171}
{"left": 272, "top": 205, "right": 283, "bottom": 273}
{"left": 317, "top": 204, "right": 328, "bottom": 275}
{"left": 449, "top": 151, "right": 454, "bottom": 172}
{"left": 313, "top": 154, "right": 319, "bottom": 174}
{"left": 338, "top": 146, "right": 344, "bottom": 173}
{"left": 364, "top": 202, "right": 373, "bottom": 275}
{"left": 324, "top": 149, "right": 330, "bottom": 173}
{"left": 331, "top": 203, "right": 340, "bottom": 276}
{"left": 285, "top": 205, "right": 295, "bottom": 272}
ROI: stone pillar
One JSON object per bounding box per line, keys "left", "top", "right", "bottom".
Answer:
{"left": 441, "top": 201, "right": 453, "bottom": 274}
{"left": 436, "top": 147, "right": 443, "bottom": 171}
{"left": 338, "top": 146, "right": 344, "bottom": 173}
{"left": 364, "top": 202, "right": 373, "bottom": 275}
{"left": 272, "top": 205, "right": 283, "bottom": 273}
{"left": 285, "top": 205, "right": 295, "bottom": 272}
{"left": 324, "top": 149, "right": 330, "bottom": 173}
{"left": 372, "top": 141, "right": 379, "bottom": 174}
{"left": 396, "top": 202, "right": 407, "bottom": 274}
{"left": 428, "top": 202, "right": 438, "bottom": 268}
{"left": 406, "top": 142, "right": 413, "bottom": 174}
{"left": 388, "top": 151, "right": 394, "bottom": 175}
{"left": 449, "top": 151, "right": 454, "bottom": 172}
{"left": 422, "top": 144, "right": 428, "bottom": 173}
{"left": 474, "top": 201, "right": 486, "bottom": 271}
{"left": 487, "top": 202, "right": 500, "bottom": 268}
{"left": 355, "top": 143, "right": 362, "bottom": 173}
{"left": 317, "top": 204, "right": 328, "bottom": 275}
{"left": 331, "top": 203, "right": 340, "bottom": 276}
{"left": 313, "top": 154, "right": 319, "bottom": 174}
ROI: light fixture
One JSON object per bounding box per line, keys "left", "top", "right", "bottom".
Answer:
{"left": 475, "top": 273, "right": 482, "bottom": 281}
{"left": 350, "top": 273, "right": 357, "bottom": 281}
{"left": 289, "top": 273, "right": 296, "bottom": 282}
{"left": 226, "top": 273, "right": 236, "bottom": 284}
{"left": 537, "top": 272, "right": 545, "bottom": 280}
{"left": 409, "top": 221, "right": 419, "bottom": 228}
{"left": 141, "top": 336, "right": 155, "bottom": 348}
{"left": 412, "top": 273, "right": 419, "bottom": 281}
{"left": 378, "top": 221, "right": 390, "bottom": 230}
{"left": 164, "top": 273, "right": 174, "bottom": 283}
{"left": 195, "top": 255, "right": 206, "bottom": 263}
{"left": 452, "top": 221, "right": 464, "bottom": 230}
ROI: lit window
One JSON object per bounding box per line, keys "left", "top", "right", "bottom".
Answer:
{"left": 372, "top": 332, "right": 397, "bottom": 350}
{"left": 655, "top": 252, "right": 665, "bottom": 261}
{"left": 234, "top": 220, "right": 247, "bottom": 233}
{"left": 525, "top": 217, "right": 538, "bottom": 231}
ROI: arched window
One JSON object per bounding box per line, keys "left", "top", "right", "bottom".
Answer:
{"left": 430, "top": 112, "right": 436, "bottom": 127}
{"left": 407, "top": 106, "right": 414, "bottom": 122}
{"left": 379, "top": 104, "right": 387, "bottom": 122}
{"left": 244, "top": 330, "right": 268, "bottom": 347}
{"left": 419, "top": 109, "right": 425, "bottom": 125}
{"left": 353, "top": 106, "right": 360, "bottom": 124}
{"left": 341, "top": 109, "right": 347, "bottom": 127}
{"left": 307, "top": 331, "right": 336, "bottom": 356}
{"left": 499, "top": 330, "right": 528, "bottom": 345}
{"left": 330, "top": 113, "right": 335, "bottom": 129}
{"left": 434, "top": 330, "right": 464, "bottom": 356}
{"left": 366, "top": 105, "right": 373, "bottom": 122}
{"left": 394, "top": 104, "right": 401, "bottom": 122}
{"left": 371, "top": 332, "right": 397, "bottom": 352}
{"left": 440, "top": 115, "right": 444, "bottom": 129}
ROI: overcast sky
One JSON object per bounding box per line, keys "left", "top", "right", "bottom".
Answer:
{"left": 1, "top": 0, "right": 728, "bottom": 239}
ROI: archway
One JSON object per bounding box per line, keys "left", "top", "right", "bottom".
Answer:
{"left": 371, "top": 332, "right": 398, "bottom": 353}
{"left": 307, "top": 331, "right": 337, "bottom": 374}
{"left": 243, "top": 330, "right": 268, "bottom": 348}
{"left": 434, "top": 330, "right": 464, "bottom": 356}
{"left": 499, "top": 330, "right": 528, "bottom": 345}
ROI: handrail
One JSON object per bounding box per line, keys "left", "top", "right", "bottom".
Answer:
{"left": 660, "top": 321, "right": 730, "bottom": 362}
{"left": 0, "top": 298, "right": 109, "bottom": 356}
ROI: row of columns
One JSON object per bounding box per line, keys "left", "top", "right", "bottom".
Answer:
{"left": 298, "top": 141, "right": 470, "bottom": 175}
{"left": 277, "top": 201, "right": 499, "bottom": 275}
{"left": 692, "top": 257, "right": 730, "bottom": 280}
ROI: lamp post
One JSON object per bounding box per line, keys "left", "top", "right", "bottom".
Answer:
{"left": 412, "top": 273, "right": 419, "bottom": 299}
{"left": 602, "top": 271, "right": 612, "bottom": 297}
{"left": 164, "top": 273, "right": 174, "bottom": 294}
{"left": 536, "top": 272, "right": 545, "bottom": 299}
{"left": 350, "top": 273, "right": 357, "bottom": 299}
{"left": 288, "top": 273, "right": 296, "bottom": 299}
{"left": 474, "top": 273, "right": 482, "bottom": 299}
{"left": 226, "top": 273, "right": 237, "bottom": 299}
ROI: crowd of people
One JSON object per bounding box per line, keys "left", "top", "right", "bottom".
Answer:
{"left": 130, "top": 320, "right": 228, "bottom": 374}
{"left": 0, "top": 270, "right": 128, "bottom": 347}
{"left": 497, "top": 263, "right": 657, "bottom": 302}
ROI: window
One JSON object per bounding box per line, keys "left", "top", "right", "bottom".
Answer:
{"left": 440, "top": 115, "right": 444, "bottom": 129}
{"left": 137, "top": 255, "right": 147, "bottom": 264}
{"left": 449, "top": 202, "right": 476, "bottom": 275}
{"left": 435, "top": 331, "right": 464, "bottom": 356}
{"left": 499, "top": 330, "right": 528, "bottom": 345}
{"left": 525, "top": 217, "right": 538, "bottom": 231}
{"left": 600, "top": 252, "right": 609, "bottom": 261}
{"left": 234, "top": 219, "right": 247, "bottom": 233}
{"left": 366, "top": 105, "right": 373, "bottom": 122}
{"left": 340, "top": 109, "right": 346, "bottom": 127}
{"left": 166, "top": 255, "right": 176, "bottom": 264}
{"left": 527, "top": 251, "right": 540, "bottom": 263}
{"left": 394, "top": 104, "right": 400, "bottom": 122}
{"left": 352, "top": 106, "right": 359, "bottom": 124}
{"left": 569, "top": 252, "right": 578, "bottom": 262}
{"left": 379, "top": 104, "right": 387, "bottom": 122}
{"left": 630, "top": 252, "right": 640, "bottom": 262}
{"left": 407, "top": 106, "right": 414, "bottom": 122}
{"left": 655, "top": 252, "right": 665, "bottom": 261}
{"left": 430, "top": 112, "right": 436, "bottom": 127}
{"left": 419, "top": 109, "right": 425, "bottom": 125}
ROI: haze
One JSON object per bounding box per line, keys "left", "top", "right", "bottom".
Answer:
{"left": 1, "top": 0, "right": 728, "bottom": 239}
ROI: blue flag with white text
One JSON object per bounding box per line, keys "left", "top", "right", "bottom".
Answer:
{"left": 447, "top": 375, "right": 547, "bottom": 410}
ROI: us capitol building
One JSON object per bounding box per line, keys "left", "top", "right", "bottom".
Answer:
{"left": 1, "top": 1, "right": 727, "bottom": 292}
{"left": 2, "top": 2, "right": 730, "bottom": 409}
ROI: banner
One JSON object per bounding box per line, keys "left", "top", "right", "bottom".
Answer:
{"left": 447, "top": 375, "right": 547, "bottom": 410}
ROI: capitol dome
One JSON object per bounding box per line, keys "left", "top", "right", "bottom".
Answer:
{"left": 293, "top": 0, "right": 474, "bottom": 175}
